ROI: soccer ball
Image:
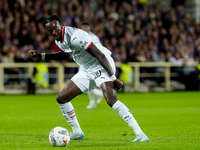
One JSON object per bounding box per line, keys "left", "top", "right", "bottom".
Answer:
{"left": 49, "top": 126, "right": 70, "bottom": 147}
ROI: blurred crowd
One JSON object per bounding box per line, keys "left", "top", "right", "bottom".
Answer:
{"left": 0, "top": 0, "right": 200, "bottom": 88}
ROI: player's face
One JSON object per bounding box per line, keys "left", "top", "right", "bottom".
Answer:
{"left": 45, "top": 20, "right": 62, "bottom": 41}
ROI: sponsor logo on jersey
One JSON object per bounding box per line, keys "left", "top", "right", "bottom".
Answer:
{"left": 81, "top": 41, "right": 88, "bottom": 49}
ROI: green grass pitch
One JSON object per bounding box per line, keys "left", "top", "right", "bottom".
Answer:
{"left": 0, "top": 92, "right": 200, "bottom": 150}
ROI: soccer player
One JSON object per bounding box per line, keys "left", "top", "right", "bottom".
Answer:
{"left": 80, "top": 22, "right": 103, "bottom": 109}
{"left": 28, "top": 15, "right": 149, "bottom": 142}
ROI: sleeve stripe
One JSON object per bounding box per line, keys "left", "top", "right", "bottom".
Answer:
{"left": 85, "top": 41, "right": 93, "bottom": 51}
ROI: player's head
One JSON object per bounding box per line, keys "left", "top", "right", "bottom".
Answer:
{"left": 42, "top": 15, "right": 63, "bottom": 41}
{"left": 81, "top": 22, "right": 91, "bottom": 32}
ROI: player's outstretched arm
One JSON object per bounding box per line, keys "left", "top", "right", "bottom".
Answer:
{"left": 86, "top": 43, "right": 123, "bottom": 89}
{"left": 28, "top": 50, "right": 70, "bottom": 62}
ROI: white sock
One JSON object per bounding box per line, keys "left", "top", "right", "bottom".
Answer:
{"left": 112, "top": 100, "right": 144, "bottom": 135}
{"left": 87, "top": 91, "right": 95, "bottom": 105}
{"left": 58, "top": 102, "right": 83, "bottom": 134}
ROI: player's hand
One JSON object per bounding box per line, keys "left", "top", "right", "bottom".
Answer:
{"left": 28, "top": 50, "right": 41, "bottom": 62}
{"left": 113, "top": 79, "right": 123, "bottom": 90}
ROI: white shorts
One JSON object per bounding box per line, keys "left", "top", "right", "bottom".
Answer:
{"left": 71, "top": 55, "right": 116, "bottom": 93}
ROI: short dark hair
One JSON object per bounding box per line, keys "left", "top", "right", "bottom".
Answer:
{"left": 42, "top": 15, "right": 62, "bottom": 27}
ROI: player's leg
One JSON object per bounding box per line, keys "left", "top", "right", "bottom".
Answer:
{"left": 86, "top": 91, "right": 96, "bottom": 109}
{"left": 56, "top": 79, "right": 84, "bottom": 140}
{"left": 57, "top": 80, "right": 82, "bottom": 103}
{"left": 101, "top": 81, "right": 149, "bottom": 142}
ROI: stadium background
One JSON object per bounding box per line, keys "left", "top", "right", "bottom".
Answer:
{"left": 0, "top": 0, "right": 200, "bottom": 94}
{"left": 0, "top": 1, "right": 200, "bottom": 149}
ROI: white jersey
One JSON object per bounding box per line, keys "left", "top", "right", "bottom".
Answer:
{"left": 88, "top": 31, "right": 101, "bottom": 44}
{"left": 55, "top": 26, "right": 112, "bottom": 73}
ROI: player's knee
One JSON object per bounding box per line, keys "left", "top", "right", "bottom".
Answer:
{"left": 56, "top": 93, "right": 63, "bottom": 103}
{"left": 56, "top": 92, "right": 70, "bottom": 104}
